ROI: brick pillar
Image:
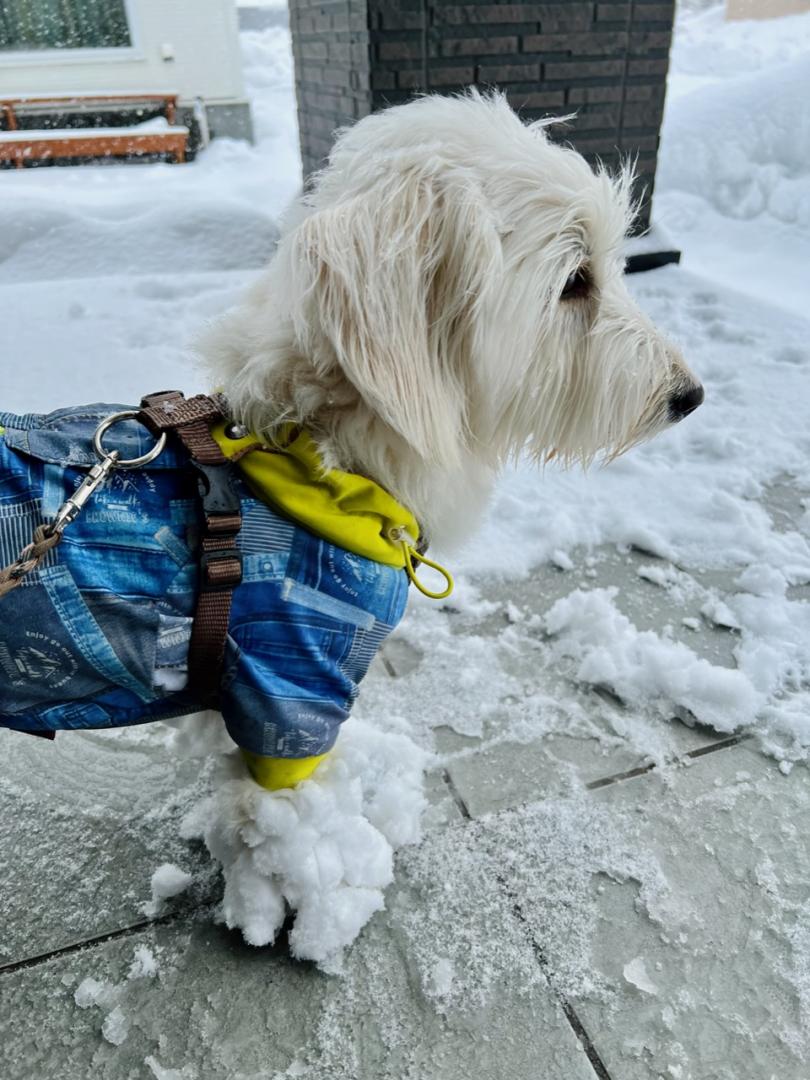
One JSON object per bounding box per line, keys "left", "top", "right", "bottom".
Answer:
{"left": 289, "top": 0, "right": 675, "bottom": 230}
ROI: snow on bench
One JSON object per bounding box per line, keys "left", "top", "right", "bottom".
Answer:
{"left": 0, "top": 95, "right": 189, "bottom": 168}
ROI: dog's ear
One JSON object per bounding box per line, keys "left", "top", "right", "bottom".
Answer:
{"left": 290, "top": 168, "right": 501, "bottom": 465}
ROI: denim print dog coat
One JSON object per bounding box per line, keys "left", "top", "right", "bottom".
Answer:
{"left": 0, "top": 405, "right": 410, "bottom": 758}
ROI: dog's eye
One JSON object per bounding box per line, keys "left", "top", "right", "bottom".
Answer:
{"left": 560, "top": 266, "right": 591, "bottom": 301}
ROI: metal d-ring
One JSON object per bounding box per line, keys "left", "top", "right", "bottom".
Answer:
{"left": 93, "top": 411, "right": 167, "bottom": 470}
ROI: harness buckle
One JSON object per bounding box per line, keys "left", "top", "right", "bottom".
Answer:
{"left": 199, "top": 547, "right": 243, "bottom": 591}
{"left": 194, "top": 462, "right": 242, "bottom": 516}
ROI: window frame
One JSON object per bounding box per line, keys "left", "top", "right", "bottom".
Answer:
{"left": 0, "top": 0, "right": 143, "bottom": 66}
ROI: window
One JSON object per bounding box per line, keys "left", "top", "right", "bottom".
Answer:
{"left": 0, "top": 0, "right": 132, "bottom": 52}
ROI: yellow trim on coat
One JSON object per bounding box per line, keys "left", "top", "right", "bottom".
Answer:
{"left": 241, "top": 750, "right": 329, "bottom": 790}
{"left": 211, "top": 422, "right": 420, "bottom": 569}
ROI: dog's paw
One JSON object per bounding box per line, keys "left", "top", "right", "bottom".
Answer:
{"left": 181, "top": 720, "right": 427, "bottom": 967}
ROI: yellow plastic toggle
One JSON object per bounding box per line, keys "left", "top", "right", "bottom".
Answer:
{"left": 241, "top": 750, "right": 330, "bottom": 791}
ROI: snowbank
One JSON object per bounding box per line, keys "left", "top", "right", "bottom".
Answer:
{"left": 0, "top": 200, "right": 280, "bottom": 284}
{"left": 669, "top": 3, "right": 810, "bottom": 84}
{"left": 659, "top": 57, "right": 810, "bottom": 226}
{"left": 0, "top": 26, "right": 299, "bottom": 286}
{"left": 656, "top": 3, "right": 810, "bottom": 315}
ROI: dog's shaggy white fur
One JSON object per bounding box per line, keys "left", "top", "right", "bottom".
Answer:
{"left": 189, "top": 93, "right": 704, "bottom": 961}
{"left": 201, "top": 92, "right": 701, "bottom": 547}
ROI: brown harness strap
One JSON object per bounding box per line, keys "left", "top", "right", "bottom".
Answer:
{"left": 139, "top": 390, "right": 242, "bottom": 707}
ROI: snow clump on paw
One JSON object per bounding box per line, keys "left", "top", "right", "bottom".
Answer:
{"left": 180, "top": 719, "right": 427, "bottom": 969}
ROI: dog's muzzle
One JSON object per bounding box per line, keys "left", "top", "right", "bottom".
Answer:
{"left": 668, "top": 384, "right": 704, "bottom": 422}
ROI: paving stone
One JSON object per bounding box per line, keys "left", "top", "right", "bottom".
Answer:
{"left": 0, "top": 919, "right": 324, "bottom": 1080}
{"left": 0, "top": 725, "right": 214, "bottom": 966}
{"left": 4, "top": 532, "right": 801, "bottom": 1079}
{"left": 441, "top": 725, "right": 738, "bottom": 819}
{"left": 562, "top": 743, "right": 810, "bottom": 1080}
{"left": 422, "top": 766, "right": 465, "bottom": 828}
{"left": 0, "top": 851, "right": 597, "bottom": 1080}
{"left": 435, "top": 542, "right": 747, "bottom": 818}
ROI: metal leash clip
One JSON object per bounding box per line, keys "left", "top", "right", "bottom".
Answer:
{"left": 50, "top": 411, "right": 167, "bottom": 536}
{"left": 0, "top": 410, "right": 167, "bottom": 598}
{"left": 51, "top": 453, "right": 120, "bottom": 535}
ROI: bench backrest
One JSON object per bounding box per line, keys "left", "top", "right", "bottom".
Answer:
{"left": 0, "top": 94, "right": 179, "bottom": 130}
{"left": 1, "top": 93, "right": 178, "bottom": 107}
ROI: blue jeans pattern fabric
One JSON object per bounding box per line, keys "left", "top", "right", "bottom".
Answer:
{"left": 0, "top": 405, "right": 409, "bottom": 757}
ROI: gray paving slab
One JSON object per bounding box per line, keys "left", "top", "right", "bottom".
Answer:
{"left": 439, "top": 727, "right": 744, "bottom": 820}
{"left": 0, "top": 655, "right": 456, "bottom": 972}
{"left": 0, "top": 848, "right": 597, "bottom": 1080}
{"left": 556, "top": 744, "right": 810, "bottom": 1080}
{"left": 0, "top": 659, "right": 589, "bottom": 1080}
{"left": 0, "top": 724, "right": 214, "bottom": 966}
{"left": 422, "top": 766, "right": 465, "bottom": 829}
{"left": 432, "top": 543, "right": 750, "bottom": 818}
{"left": 0, "top": 919, "right": 323, "bottom": 1080}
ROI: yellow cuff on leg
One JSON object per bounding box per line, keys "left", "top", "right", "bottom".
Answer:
{"left": 241, "top": 750, "right": 329, "bottom": 791}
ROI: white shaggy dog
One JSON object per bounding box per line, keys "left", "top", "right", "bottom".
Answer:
{"left": 202, "top": 91, "right": 702, "bottom": 551}
{"left": 186, "top": 91, "right": 703, "bottom": 962}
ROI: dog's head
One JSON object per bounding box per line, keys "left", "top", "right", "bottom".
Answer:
{"left": 205, "top": 92, "right": 701, "bottom": 532}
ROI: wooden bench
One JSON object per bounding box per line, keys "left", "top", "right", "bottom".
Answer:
{"left": 0, "top": 93, "right": 189, "bottom": 168}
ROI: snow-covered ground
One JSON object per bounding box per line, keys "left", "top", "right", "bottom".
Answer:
{"left": 0, "top": 26, "right": 299, "bottom": 407}
{"left": 2, "top": 1, "right": 810, "bottom": 984}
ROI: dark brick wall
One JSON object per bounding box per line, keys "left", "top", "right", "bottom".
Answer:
{"left": 289, "top": 0, "right": 373, "bottom": 171}
{"left": 289, "top": 0, "right": 675, "bottom": 229}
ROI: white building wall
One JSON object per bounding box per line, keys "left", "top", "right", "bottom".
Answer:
{"left": 0, "top": 0, "right": 246, "bottom": 105}
{"left": 726, "top": 0, "right": 810, "bottom": 15}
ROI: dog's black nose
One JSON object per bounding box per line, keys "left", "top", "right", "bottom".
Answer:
{"left": 668, "top": 384, "right": 704, "bottom": 422}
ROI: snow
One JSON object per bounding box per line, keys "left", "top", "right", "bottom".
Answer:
{"left": 398, "top": 792, "right": 673, "bottom": 1009}
{"left": 70, "top": 943, "right": 167, "bottom": 1050}
{"left": 143, "top": 863, "right": 193, "bottom": 916}
{"left": 428, "top": 957, "right": 456, "bottom": 998}
{"left": 101, "top": 1005, "right": 130, "bottom": 1046}
{"left": 129, "top": 945, "right": 159, "bottom": 979}
{"left": 623, "top": 956, "right": 660, "bottom": 995}
{"left": 657, "top": 3, "right": 810, "bottom": 317}
{"left": 74, "top": 976, "right": 113, "bottom": 1009}
{"left": 179, "top": 719, "right": 427, "bottom": 968}
{"left": 544, "top": 587, "right": 761, "bottom": 731}
{"left": 0, "top": 119, "right": 188, "bottom": 142}
{"left": 145, "top": 1059, "right": 198, "bottom": 1080}
{"left": 1, "top": 0, "right": 809, "bottom": 990}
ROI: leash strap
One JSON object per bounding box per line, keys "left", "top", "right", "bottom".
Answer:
{"left": 0, "top": 520, "right": 59, "bottom": 735}
{"left": 0, "top": 524, "right": 61, "bottom": 599}
{"left": 139, "top": 391, "right": 243, "bottom": 707}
